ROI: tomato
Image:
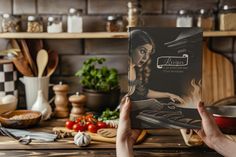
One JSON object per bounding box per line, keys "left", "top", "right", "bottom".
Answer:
{"left": 65, "top": 120, "right": 75, "bottom": 130}
{"left": 88, "top": 124, "right": 98, "bottom": 133}
{"left": 97, "top": 121, "right": 107, "bottom": 129}
{"left": 73, "top": 123, "right": 86, "bottom": 132}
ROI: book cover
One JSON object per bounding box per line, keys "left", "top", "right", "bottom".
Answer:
{"left": 129, "top": 27, "right": 203, "bottom": 129}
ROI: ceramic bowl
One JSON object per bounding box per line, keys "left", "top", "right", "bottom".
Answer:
{"left": 0, "top": 110, "right": 42, "bottom": 129}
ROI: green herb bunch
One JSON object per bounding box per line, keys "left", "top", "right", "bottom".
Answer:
{"left": 75, "top": 57, "right": 119, "bottom": 92}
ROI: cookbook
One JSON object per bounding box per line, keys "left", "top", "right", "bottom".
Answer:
{"left": 129, "top": 27, "right": 203, "bottom": 129}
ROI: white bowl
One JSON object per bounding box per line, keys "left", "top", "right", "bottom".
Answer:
{"left": 0, "top": 100, "right": 17, "bottom": 115}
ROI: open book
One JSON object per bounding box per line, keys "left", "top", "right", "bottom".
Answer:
{"left": 129, "top": 27, "right": 203, "bottom": 129}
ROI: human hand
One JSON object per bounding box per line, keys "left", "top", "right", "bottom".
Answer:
{"left": 116, "top": 96, "right": 141, "bottom": 157}
{"left": 168, "top": 93, "right": 185, "bottom": 104}
{"left": 195, "top": 102, "right": 224, "bottom": 149}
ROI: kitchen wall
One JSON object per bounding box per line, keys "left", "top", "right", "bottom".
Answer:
{"left": 0, "top": 0, "right": 235, "bottom": 108}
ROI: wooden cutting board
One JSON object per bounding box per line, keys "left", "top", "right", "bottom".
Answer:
{"left": 181, "top": 41, "right": 235, "bottom": 146}
{"left": 53, "top": 127, "right": 147, "bottom": 144}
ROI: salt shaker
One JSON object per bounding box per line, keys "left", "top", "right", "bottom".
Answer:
{"left": 53, "top": 82, "right": 69, "bottom": 118}
{"left": 69, "top": 92, "right": 86, "bottom": 121}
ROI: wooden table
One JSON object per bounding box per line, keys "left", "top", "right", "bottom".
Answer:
{"left": 0, "top": 119, "right": 222, "bottom": 157}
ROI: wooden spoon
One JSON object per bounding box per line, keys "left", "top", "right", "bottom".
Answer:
{"left": 20, "top": 39, "right": 37, "bottom": 76}
{"left": 47, "top": 51, "right": 59, "bottom": 77}
{"left": 36, "top": 49, "right": 48, "bottom": 77}
{"left": 12, "top": 56, "right": 33, "bottom": 76}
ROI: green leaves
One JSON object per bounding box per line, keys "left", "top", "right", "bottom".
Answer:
{"left": 75, "top": 57, "right": 119, "bottom": 92}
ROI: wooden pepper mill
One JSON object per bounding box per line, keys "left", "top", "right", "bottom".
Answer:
{"left": 69, "top": 92, "right": 86, "bottom": 120}
{"left": 53, "top": 82, "right": 69, "bottom": 118}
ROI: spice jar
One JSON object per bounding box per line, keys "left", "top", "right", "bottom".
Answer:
{"left": 106, "top": 15, "right": 124, "bottom": 32}
{"left": 127, "top": 1, "right": 142, "bottom": 28}
{"left": 27, "top": 16, "right": 43, "bottom": 32}
{"left": 219, "top": 5, "right": 236, "bottom": 31}
{"left": 67, "top": 8, "right": 83, "bottom": 33}
{"left": 176, "top": 10, "right": 193, "bottom": 27}
{"left": 197, "top": 9, "right": 215, "bottom": 31}
{"left": 2, "top": 14, "right": 20, "bottom": 32}
{"left": 47, "top": 16, "right": 63, "bottom": 33}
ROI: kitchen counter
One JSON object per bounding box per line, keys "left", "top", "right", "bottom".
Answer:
{"left": 0, "top": 119, "right": 222, "bottom": 157}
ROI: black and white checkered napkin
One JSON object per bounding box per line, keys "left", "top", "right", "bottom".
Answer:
{"left": 0, "top": 62, "right": 17, "bottom": 97}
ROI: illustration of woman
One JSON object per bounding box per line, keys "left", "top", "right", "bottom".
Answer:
{"left": 129, "top": 29, "right": 184, "bottom": 104}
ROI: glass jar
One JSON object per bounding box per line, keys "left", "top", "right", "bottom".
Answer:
{"left": 27, "top": 16, "right": 43, "bottom": 32}
{"left": 127, "top": 1, "right": 142, "bottom": 28}
{"left": 106, "top": 15, "right": 124, "bottom": 32}
{"left": 197, "top": 9, "right": 215, "bottom": 31}
{"left": 218, "top": 5, "right": 236, "bottom": 31}
{"left": 2, "top": 14, "right": 20, "bottom": 32}
{"left": 67, "top": 8, "right": 83, "bottom": 33}
{"left": 47, "top": 16, "right": 63, "bottom": 33}
{"left": 176, "top": 10, "right": 193, "bottom": 27}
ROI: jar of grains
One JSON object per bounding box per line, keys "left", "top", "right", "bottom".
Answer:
{"left": 67, "top": 8, "right": 83, "bottom": 33}
{"left": 47, "top": 16, "right": 63, "bottom": 33}
{"left": 27, "top": 16, "right": 43, "bottom": 33}
{"left": 176, "top": 10, "right": 193, "bottom": 27}
{"left": 2, "top": 14, "right": 21, "bottom": 32}
{"left": 219, "top": 5, "right": 236, "bottom": 31}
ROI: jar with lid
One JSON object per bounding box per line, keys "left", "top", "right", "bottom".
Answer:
{"left": 27, "top": 16, "right": 43, "bottom": 32}
{"left": 197, "top": 9, "right": 215, "bottom": 31}
{"left": 127, "top": 1, "right": 143, "bottom": 28}
{"left": 218, "top": 5, "right": 236, "bottom": 31}
{"left": 176, "top": 10, "right": 193, "bottom": 27}
{"left": 2, "top": 14, "right": 21, "bottom": 32}
{"left": 106, "top": 15, "right": 124, "bottom": 32}
{"left": 47, "top": 16, "right": 63, "bottom": 33}
{"left": 67, "top": 8, "right": 83, "bottom": 33}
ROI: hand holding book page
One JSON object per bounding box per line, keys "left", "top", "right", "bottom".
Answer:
{"left": 129, "top": 28, "right": 203, "bottom": 129}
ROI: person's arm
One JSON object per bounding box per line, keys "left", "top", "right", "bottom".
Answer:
{"left": 196, "top": 102, "right": 236, "bottom": 157}
{"left": 147, "top": 89, "right": 185, "bottom": 103}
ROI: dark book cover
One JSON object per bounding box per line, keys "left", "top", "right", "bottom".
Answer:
{"left": 129, "top": 27, "right": 203, "bottom": 129}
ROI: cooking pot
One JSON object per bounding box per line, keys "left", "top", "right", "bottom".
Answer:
{"left": 207, "top": 96, "right": 236, "bottom": 134}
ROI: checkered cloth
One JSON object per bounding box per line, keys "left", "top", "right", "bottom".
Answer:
{"left": 0, "top": 62, "right": 17, "bottom": 97}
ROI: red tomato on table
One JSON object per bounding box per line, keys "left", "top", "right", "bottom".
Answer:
{"left": 65, "top": 120, "right": 75, "bottom": 130}
{"left": 88, "top": 124, "right": 98, "bottom": 133}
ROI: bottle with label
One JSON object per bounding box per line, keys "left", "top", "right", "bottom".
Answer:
{"left": 67, "top": 8, "right": 83, "bottom": 33}
{"left": 176, "top": 10, "right": 193, "bottom": 27}
{"left": 47, "top": 16, "right": 63, "bottom": 33}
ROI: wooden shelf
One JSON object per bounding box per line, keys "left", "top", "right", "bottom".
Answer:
{"left": 0, "top": 32, "right": 129, "bottom": 39}
{"left": 0, "top": 31, "right": 236, "bottom": 39}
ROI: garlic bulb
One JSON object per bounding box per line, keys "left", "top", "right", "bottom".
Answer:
{"left": 74, "top": 132, "right": 91, "bottom": 147}
{"left": 31, "top": 90, "right": 52, "bottom": 120}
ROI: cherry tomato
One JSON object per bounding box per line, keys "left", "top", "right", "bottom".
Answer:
{"left": 88, "top": 124, "right": 98, "bottom": 133}
{"left": 73, "top": 123, "right": 86, "bottom": 132}
{"left": 65, "top": 120, "right": 75, "bottom": 130}
{"left": 97, "top": 121, "right": 107, "bottom": 129}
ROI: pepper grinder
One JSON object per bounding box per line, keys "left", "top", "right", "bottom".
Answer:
{"left": 53, "top": 82, "right": 69, "bottom": 118}
{"left": 69, "top": 92, "right": 86, "bottom": 120}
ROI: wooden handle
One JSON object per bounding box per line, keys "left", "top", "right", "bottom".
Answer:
{"left": 12, "top": 56, "right": 33, "bottom": 76}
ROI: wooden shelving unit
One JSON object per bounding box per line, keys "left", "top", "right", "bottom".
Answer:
{"left": 0, "top": 31, "right": 236, "bottom": 39}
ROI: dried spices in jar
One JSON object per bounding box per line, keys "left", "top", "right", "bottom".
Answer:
{"left": 197, "top": 9, "right": 215, "bottom": 31}
{"left": 2, "top": 14, "right": 21, "bottom": 32}
{"left": 176, "top": 10, "right": 193, "bottom": 27}
{"left": 47, "top": 16, "right": 63, "bottom": 33}
{"left": 219, "top": 5, "right": 236, "bottom": 31}
{"left": 106, "top": 15, "right": 124, "bottom": 32}
{"left": 27, "top": 16, "right": 43, "bottom": 33}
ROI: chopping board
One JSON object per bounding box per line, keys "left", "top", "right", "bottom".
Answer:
{"left": 181, "top": 41, "right": 235, "bottom": 146}
{"left": 53, "top": 127, "right": 147, "bottom": 144}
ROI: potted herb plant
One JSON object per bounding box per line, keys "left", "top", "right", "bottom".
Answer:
{"left": 75, "top": 57, "right": 120, "bottom": 113}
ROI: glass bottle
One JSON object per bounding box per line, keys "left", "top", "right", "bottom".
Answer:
{"left": 67, "top": 8, "right": 83, "bottom": 33}
{"left": 197, "top": 9, "right": 215, "bottom": 31}
{"left": 2, "top": 14, "right": 20, "bottom": 32}
{"left": 27, "top": 15, "right": 43, "bottom": 33}
{"left": 47, "top": 16, "right": 63, "bottom": 33}
{"left": 176, "top": 10, "right": 193, "bottom": 27}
